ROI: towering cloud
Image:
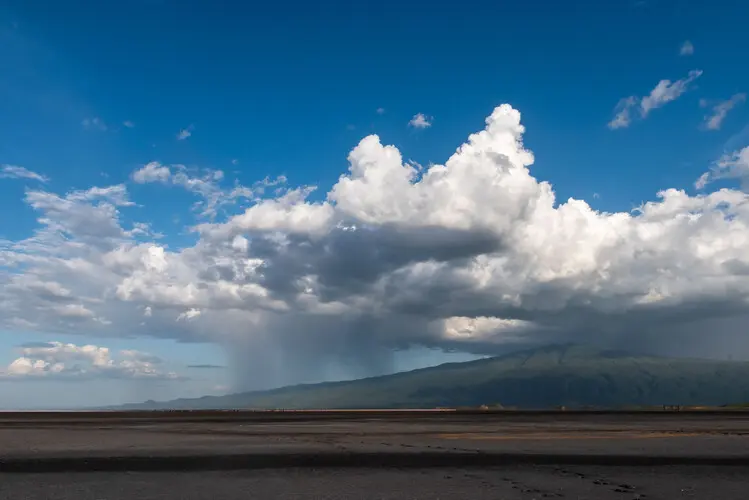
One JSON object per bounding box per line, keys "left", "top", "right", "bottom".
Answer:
{"left": 3, "top": 105, "right": 749, "bottom": 391}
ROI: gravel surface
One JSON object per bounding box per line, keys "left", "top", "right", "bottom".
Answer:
{"left": 3, "top": 465, "right": 748, "bottom": 499}
{"left": 2, "top": 412, "right": 749, "bottom": 498}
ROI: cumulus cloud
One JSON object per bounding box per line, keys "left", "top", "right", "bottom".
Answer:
{"left": 123, "top": 120, "right": 135, "bottom": 128}
{"left": 4, "top": 104, "right": 749, "bottom": 392}
{"left": 680, "top": 40, "right": 694, "bottom": 56}
{"left": 0, "top": 165, "right": 49, "bottom": 182}
{"left": 6, "top": 184, "right": 135, "bottom": 255}
{"left": 0, "top": 342, "right": 180, "bottom": 380}
{"left": 408, "top": 113, "right": 432, "bottom": 128}
{"left": 608, "top": 70, "right": 703, "bottom": 128}
{"left": 132, "top": 161, "right": 171, "bottom": 183}
{"left": 376, "top": 107, "right": 385, "bottom": 115}
{"left": 701, "top": 93, "right": 746, "bottom": 131}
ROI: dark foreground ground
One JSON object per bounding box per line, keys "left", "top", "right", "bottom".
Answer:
{"left": 2, "top": 410, "right": 749, "bottom": 499}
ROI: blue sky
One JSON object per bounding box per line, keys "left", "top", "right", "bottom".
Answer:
{"left": 1, "top": 0, "right": 749, "bottom": 408}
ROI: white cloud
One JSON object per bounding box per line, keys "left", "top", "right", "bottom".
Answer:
{"left": 177, "top": 125, "right": 194, "bottom": 141}
{"left": 19, "top": 188, "right": 131, "bottom": 245}
{"left": 680, "top": 40, "right": 694, "bottom": 56}
{"left": 199, "top": 185, "right": 332, "bottom": 238}
{"left": 609, "top": 70, "right": 703, "bottom": 128}
{"left": 0, "top": 341, "right": 180, "bottom": 380}
{"left": 132, "top": 161, "right": 172, "bottom": 183}
{"left": 4, "top": 104, "right": 749, "bottom": 392}
{"left": 442, "top": 316, "right": 531, "bottom": 342}
{"left": 408, "top": 113, "right": 432, "bottom": 128}
{"left": 640, "top": 70, "right": 703, "bottom": 117}
{"left": 123, "top": 120, "right": 135, "bottom": 128}
{"left": 67, "top": 184, "right": 134, "bottom": 206}
{"left": 696, "top": 146, "right": 749, "bottom": 190}
{"left": 176, "top": 308, "right": 201, "bottom": 321}
{"left": 0, "top": 165, "right": 49, "bottom": 182}
{"left": 82, "top": 117, "right": 108, "bottom": 131}
{"left": 130, "top": 161, "right": 286, "bottom": 219}
{"left": 607, "top": 96, "right": 638, "bottom": 129}
{"left": 376, "top": 107, "right": 385, "bottom": 115}
{"left": 701, "top": 93, "right": 746, "bottom": 131}
{"left": 127, "top": 221, "right": 162, "bottom": 239}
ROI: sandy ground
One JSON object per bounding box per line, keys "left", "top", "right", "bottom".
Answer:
{"left": 1, "top": 411, "right": 749, "bottom": 498}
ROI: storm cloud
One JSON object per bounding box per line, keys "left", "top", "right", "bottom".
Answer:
{"left": 2, "top": 104, "right": 749, "bottom": 390}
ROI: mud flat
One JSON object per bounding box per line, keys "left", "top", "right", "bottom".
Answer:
{"left": 1, "top": 411, "right": 748, "bottom": 498}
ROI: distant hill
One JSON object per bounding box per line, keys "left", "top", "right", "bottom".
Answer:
{"left": 116, "top": 344, "right": 749, "bottom": 410}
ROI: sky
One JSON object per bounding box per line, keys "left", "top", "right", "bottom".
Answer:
{"left": 1, "top": 0, "right": 749, "bottom": 408}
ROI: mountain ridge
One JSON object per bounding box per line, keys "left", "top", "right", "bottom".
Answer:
{"left": 116, "top": 344, "right": 749, "bottom": 410}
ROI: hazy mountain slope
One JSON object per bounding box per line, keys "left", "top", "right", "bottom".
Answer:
{"left": 117, "top": 344, "right": 749, "bottom": 409}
